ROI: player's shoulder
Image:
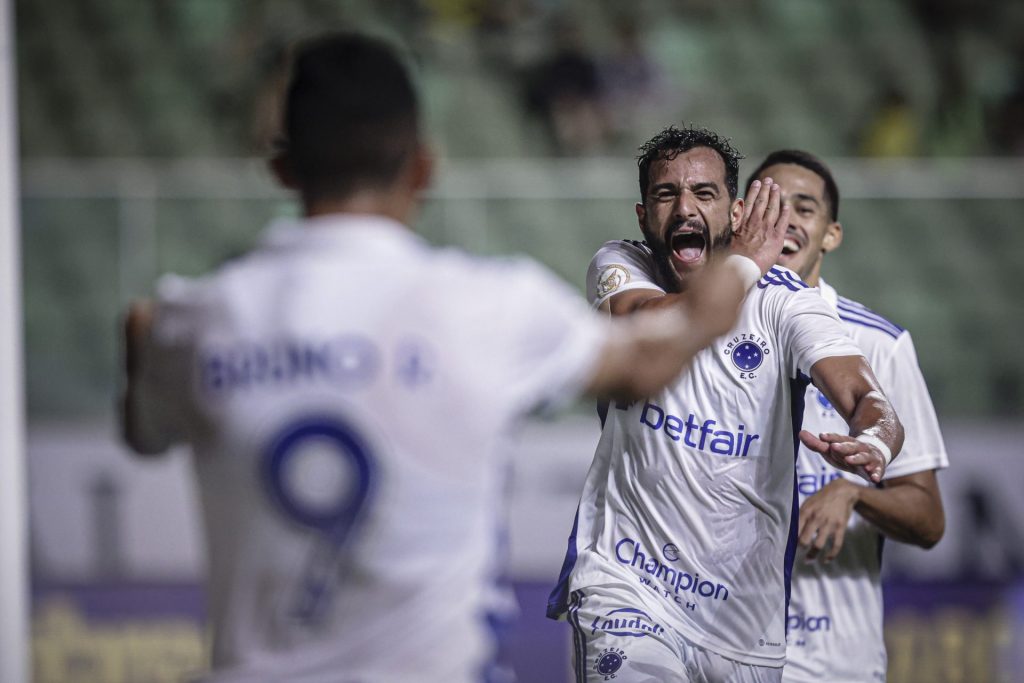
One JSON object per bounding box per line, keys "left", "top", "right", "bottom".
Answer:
{"left": 751, "top": 266, "right": 823, "bottom": 311}
{"left": 592, "top": 238, "right": 652, "bottom": 264}
{"left": 754, "top": 265, "right": 813, "bottom": 294}
{"left": 834, "top": 294, "right": 907, "bottom": 343}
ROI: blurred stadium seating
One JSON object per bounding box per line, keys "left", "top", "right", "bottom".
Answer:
{"left": 16, "top": 0, "right": 1024, "bottom": 420}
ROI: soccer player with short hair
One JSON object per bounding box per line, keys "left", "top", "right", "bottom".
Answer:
{"left": 120, "top": 34, "right": 763, "bottom": 683}
{"left": 742, "top": 150, "right": 948, "bottom": 683}
{"left": 548, "top": 126, "right": 904, "bottom": 683}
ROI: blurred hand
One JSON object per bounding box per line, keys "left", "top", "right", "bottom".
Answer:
{"left": 731, "top": 177, "right": 789, "bottom": 275}
{"left": 683, "top": 259, "right": 746, "bottom": 339}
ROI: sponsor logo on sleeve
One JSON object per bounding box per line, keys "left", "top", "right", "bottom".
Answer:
{"left": 597, "top": 264, "right": 631, "bottom": 298}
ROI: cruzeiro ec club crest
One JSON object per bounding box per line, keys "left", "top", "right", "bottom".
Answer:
{"left": 594, "top": 647, "right": 627, "bottom": 679}
{"left": 723, "top": 333, "right": 771, "bottom": 379}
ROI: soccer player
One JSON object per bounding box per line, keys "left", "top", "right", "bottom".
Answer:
{"left": 548, "top": 126, "right": 904, "bottom": 683}
{"left": 742, "top": 150, "right": 947, "bottom": 683}
{"left": 119, "top": 34, "right": 765, "bottom": 683}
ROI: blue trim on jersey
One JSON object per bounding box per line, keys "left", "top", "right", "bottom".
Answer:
{"left": 836, "top": 300, "right": 903, "bottom": 332}
{"left": 547, "top": 508, "right": 582, "bottom": 619}
{"left": 837, "top": 310, "right": 903, "bottom": 339}
{"left": 568, "top": 591, "right": 588, "bottom": 683}
{"left": 784, "top": 371, "right": 812, "bottom": 621}
{"left": 836, "top": 297, "right": 904, "bottom": 338}
{"left": 782, "top": 269, "right": 810, "bottom": 289}
{"left": 757, "top": 267, "right": 810, "bottom": 292}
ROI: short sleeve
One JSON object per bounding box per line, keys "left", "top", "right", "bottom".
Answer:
{"left": 586, "top": 240, "right": 665, "bottom": 308}
{"left": 480, "top": 258, "right": 609, "bottom": 415}
{"left": 777, "top": 287, "right": 864, "bottom": 378}
{"left": 875, "top": 332, "right": 949, "bottom": 478}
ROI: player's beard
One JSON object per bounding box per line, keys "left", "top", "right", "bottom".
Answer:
{"left": 649, "top": 224, "right": 733, "bottom": 293}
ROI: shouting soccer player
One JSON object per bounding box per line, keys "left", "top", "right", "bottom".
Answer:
{"left": 548, "top": 126, "right": 904, "bottom": 683}
{"left": 743, "top": 150, "right": 947, "bottom": 683}
{"left": 120, "top": 35, "right": 767, "bottom": 683}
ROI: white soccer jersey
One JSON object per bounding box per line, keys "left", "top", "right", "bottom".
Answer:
{"left": 134, "top": 214, "right": 607, "bottom": 683}
{"left": 550, "top": 240, "right": 863, "bottom": 667}
{"left": 784, "top": 280, "right": 949, "bottom": 683}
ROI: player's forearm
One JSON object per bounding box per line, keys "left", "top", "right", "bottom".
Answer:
{"left": 588, "top": 308, "right": 704, "bottom": 400}
{"left": 852, "top": 477, "right": 945, "bottom": 548}
{"left": 846, "top": 390, "right": 904, "bottom": 463}
{"left": 121, "top": 301, "right": 174, "bottom": 456}
{"left": 633, "top": 291, "right": 689, "bottom": 312}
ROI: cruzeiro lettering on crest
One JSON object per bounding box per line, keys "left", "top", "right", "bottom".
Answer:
{"left": 723, "top": 332, "right": 772, "bottom": 380}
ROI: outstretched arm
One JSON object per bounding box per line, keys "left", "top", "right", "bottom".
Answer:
{"left": 803, "top": 355, "right": 904, "bottom": 484}
{"left": 585, "top": 260, "right": 747, "bottom": 401}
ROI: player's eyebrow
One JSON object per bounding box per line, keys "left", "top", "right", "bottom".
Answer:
{"left": 690, "top": 181, "right": 720, "bottom": 195}
{"left": 649, "top": 182, "right": 680, "bottom": 193}
{"left": 791, "top": 192, "right": 821, "bottom": 205}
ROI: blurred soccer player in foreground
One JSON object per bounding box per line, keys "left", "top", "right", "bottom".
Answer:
{"left": 548, "top": 126, "right": 904, "bottom": 682}
{"left": 119, "top": 33, "right": 762, "bottom": 683}
{"left": 742, "top": 150, "right": 948, "bottom": 683}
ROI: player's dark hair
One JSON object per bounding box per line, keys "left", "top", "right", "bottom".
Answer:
{"left": 283, "top": 32, "right": 420, "bottom": 202}
{"left": 746, "top": 150, "right": 840, "bottom": 221}
{"left": 637, "top": 125, "right": 742, "bottom": 200}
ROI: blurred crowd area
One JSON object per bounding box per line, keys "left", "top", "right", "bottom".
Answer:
{"left": 16, "top": 0, "right": 1024, "bottom": 422}
{"left": 16, "top": 0, "right": 1024, "bottom": 158}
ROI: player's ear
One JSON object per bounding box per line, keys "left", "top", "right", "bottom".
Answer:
{"left": 730, "top": 197, "right": 745, "bottom": 231}
{"left": 635, "top": 202, "right": 646, "bottom": 231}
{"left": 822, "top": 221, "right": 843, "bottom": 253}
{"left": 268, "top": 139, "right": 298, "bottom": 190}
{"left": 409, "top": 142, "right": 434, "bottom": 195}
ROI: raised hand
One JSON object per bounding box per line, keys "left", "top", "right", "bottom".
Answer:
{"left": 731, "top": 177, "right": 789, "bottom": 275}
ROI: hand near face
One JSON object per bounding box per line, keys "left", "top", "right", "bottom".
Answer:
{"left": 730, "top": 177, "right": 789, "bottom": 275}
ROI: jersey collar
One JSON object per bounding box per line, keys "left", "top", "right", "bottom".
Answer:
{"left": 260, "top": 213, "right": 424, "bottom": 253}
{"left": 817, "top": 277, "right": 838, "bottom": 312}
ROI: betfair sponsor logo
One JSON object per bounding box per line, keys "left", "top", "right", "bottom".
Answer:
{"left": 640, "top": 401, "right": 760, "bottom": 457}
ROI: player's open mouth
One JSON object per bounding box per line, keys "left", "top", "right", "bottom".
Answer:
{"left": 670, "top": 229, "right": 706, "bottom": 265}
{"left": 781, "top": 230, "right": 805, "bottom": 256}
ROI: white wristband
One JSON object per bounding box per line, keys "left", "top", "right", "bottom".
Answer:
{"left": 855, "top": 433, "right": 892, "bottom": 466}
{"left": 724, "top": 255, "right": 762, "bottom": 291}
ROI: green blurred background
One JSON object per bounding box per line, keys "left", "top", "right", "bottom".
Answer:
{"left": 15, "top": 3, "right": 1024, "bottom": 681}
{"left": 17, "top": 0, "right": 1024, "bottom": 422}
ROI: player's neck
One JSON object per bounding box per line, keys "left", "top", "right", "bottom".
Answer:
{"left": 303, "top": 186, "right": 417, "bottom": 227}
{"left": 802, "top": 260, "right": 822, "bottom": 287}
